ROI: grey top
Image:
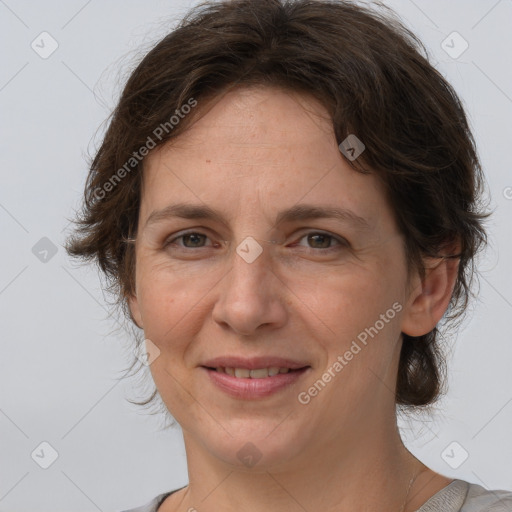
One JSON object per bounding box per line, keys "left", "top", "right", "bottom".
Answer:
{"left": 121, "top": 479, "right": 512, "bottom": 512}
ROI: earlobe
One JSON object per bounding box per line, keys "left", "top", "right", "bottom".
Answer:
{"left": 128, "top": 294, "right": 144, "bottom": 329}
{"left": 401, "top": 254, "right": 459, "bottom": 337}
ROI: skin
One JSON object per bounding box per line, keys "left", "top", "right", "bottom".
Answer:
{"left": 128, "top": 85, "right": 459, "bottom": 512}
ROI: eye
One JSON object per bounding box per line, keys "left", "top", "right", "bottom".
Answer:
{"left": 162, "top": 230, "right": 348, "bottom": 253}
{"left": 164, "top": 231, "right": 215, "bottom": 249}
{"left": 293, "top": 231, "right": 348, "bottom": 251}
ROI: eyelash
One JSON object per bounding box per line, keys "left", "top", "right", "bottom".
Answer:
{"left": 163, "top": 230, "right": 348, "bottom": 253}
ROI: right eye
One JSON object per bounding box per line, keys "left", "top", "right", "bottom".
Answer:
{"left": 163, "top": 231, "right": 215, "bottom": 249}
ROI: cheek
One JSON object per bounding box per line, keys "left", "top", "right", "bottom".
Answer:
{"left": 293, "top": 264, "right": 401, "bottom": 345}
{"left": 136, "top": 250, "right": 219, "bottom": 313}
{"left": 135, "top": 262, "right": 212, "bottom": 352}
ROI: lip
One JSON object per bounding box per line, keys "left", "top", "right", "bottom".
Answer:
{"left": 202, "top": 367, "right": 310, "bottom": 399}
{"left": 201, "top": 356, "right": 309, "bottom": 370}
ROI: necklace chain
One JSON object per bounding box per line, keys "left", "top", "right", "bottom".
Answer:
{"left": 399, "top": 471, "right": 420, "bottom": 512}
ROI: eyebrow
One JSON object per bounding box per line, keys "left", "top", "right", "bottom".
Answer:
{"left": 143, "top": 202, "right": 372, "bottom": 231}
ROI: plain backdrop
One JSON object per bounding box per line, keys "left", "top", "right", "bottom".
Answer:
{"left": 1, "top": 1, "right": 511, "bottom": 511}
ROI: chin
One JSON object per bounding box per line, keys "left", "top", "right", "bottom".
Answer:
{"left": 195, "top": 423, "right": 307, "bottom": 471}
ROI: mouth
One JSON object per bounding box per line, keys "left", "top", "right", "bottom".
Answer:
{"left": 204, "top": 366, "right": 307, "bottom": 378}
{"left": 201, "top": 363, "right": 311, "bottom": 399}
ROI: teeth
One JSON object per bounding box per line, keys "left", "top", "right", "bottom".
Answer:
{"left": 250, "top": 368, "right": 268, "bottom": 379}
{"left": 216, "top": 367, "right": 292, "bottom": 378}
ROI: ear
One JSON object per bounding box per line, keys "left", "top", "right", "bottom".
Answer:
{"left": 128, "top": 293, "right": 144, "bottom": 329}
{"left": 401, "top": 248, "right": 460, "bottom": 337}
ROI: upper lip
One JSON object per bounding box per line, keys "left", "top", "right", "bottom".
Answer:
{"left": 201, "top": 356, "right": 310, "bottom": 370}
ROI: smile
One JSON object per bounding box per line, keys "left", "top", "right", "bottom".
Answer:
{"left": 202, "top": 366, "right": 310, "bottom": 399}
{"left": 212, "top": 366, "right": 295, "bottom": 378}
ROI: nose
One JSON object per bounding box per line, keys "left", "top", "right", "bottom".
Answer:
{"left": 211, "top": 239, "right": 288, "bottom": 336}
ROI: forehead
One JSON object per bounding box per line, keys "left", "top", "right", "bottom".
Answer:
{"left": 149, "top": 86, "right": 334, "bottom": 167}
{"left": 141, "top": 86, "right": 393, "bottom": 233}
{"left": 199, "top": 85, "right": 332, "bottom": 136}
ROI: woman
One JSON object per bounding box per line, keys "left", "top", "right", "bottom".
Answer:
{"left": 66, "top": 0, "right": 512, "bottom": 510}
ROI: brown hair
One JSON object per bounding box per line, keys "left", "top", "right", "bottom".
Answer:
{"left": 66, "top": 0, "right": 490, "bottom": 409}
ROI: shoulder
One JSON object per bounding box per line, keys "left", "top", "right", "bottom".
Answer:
{"left": 461, "top": 481, "right": 512, "bottom": 511}
{"left": 417, "top": 479, "right": 512, "bottom": 512}
{"left": 119, "top": 491, "right": 175, "bottom": 512}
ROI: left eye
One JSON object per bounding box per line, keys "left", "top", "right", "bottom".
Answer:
{"left": 294, "top": 232, "right": 345, "bottom": 250}
{"left": 165, "top": 231, "right": 346, "bottom": 251}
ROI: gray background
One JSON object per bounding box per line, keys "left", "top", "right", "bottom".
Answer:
{"left": 1, "top": 1, "right": 511, "bottom": 511}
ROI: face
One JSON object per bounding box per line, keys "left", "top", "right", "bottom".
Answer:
{"left": 129, "top": 86, "right": 421, "bottom": 470}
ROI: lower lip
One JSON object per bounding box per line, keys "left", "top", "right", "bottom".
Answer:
{"left": 203, "top": 367, "right": 310, "bottom": 399}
